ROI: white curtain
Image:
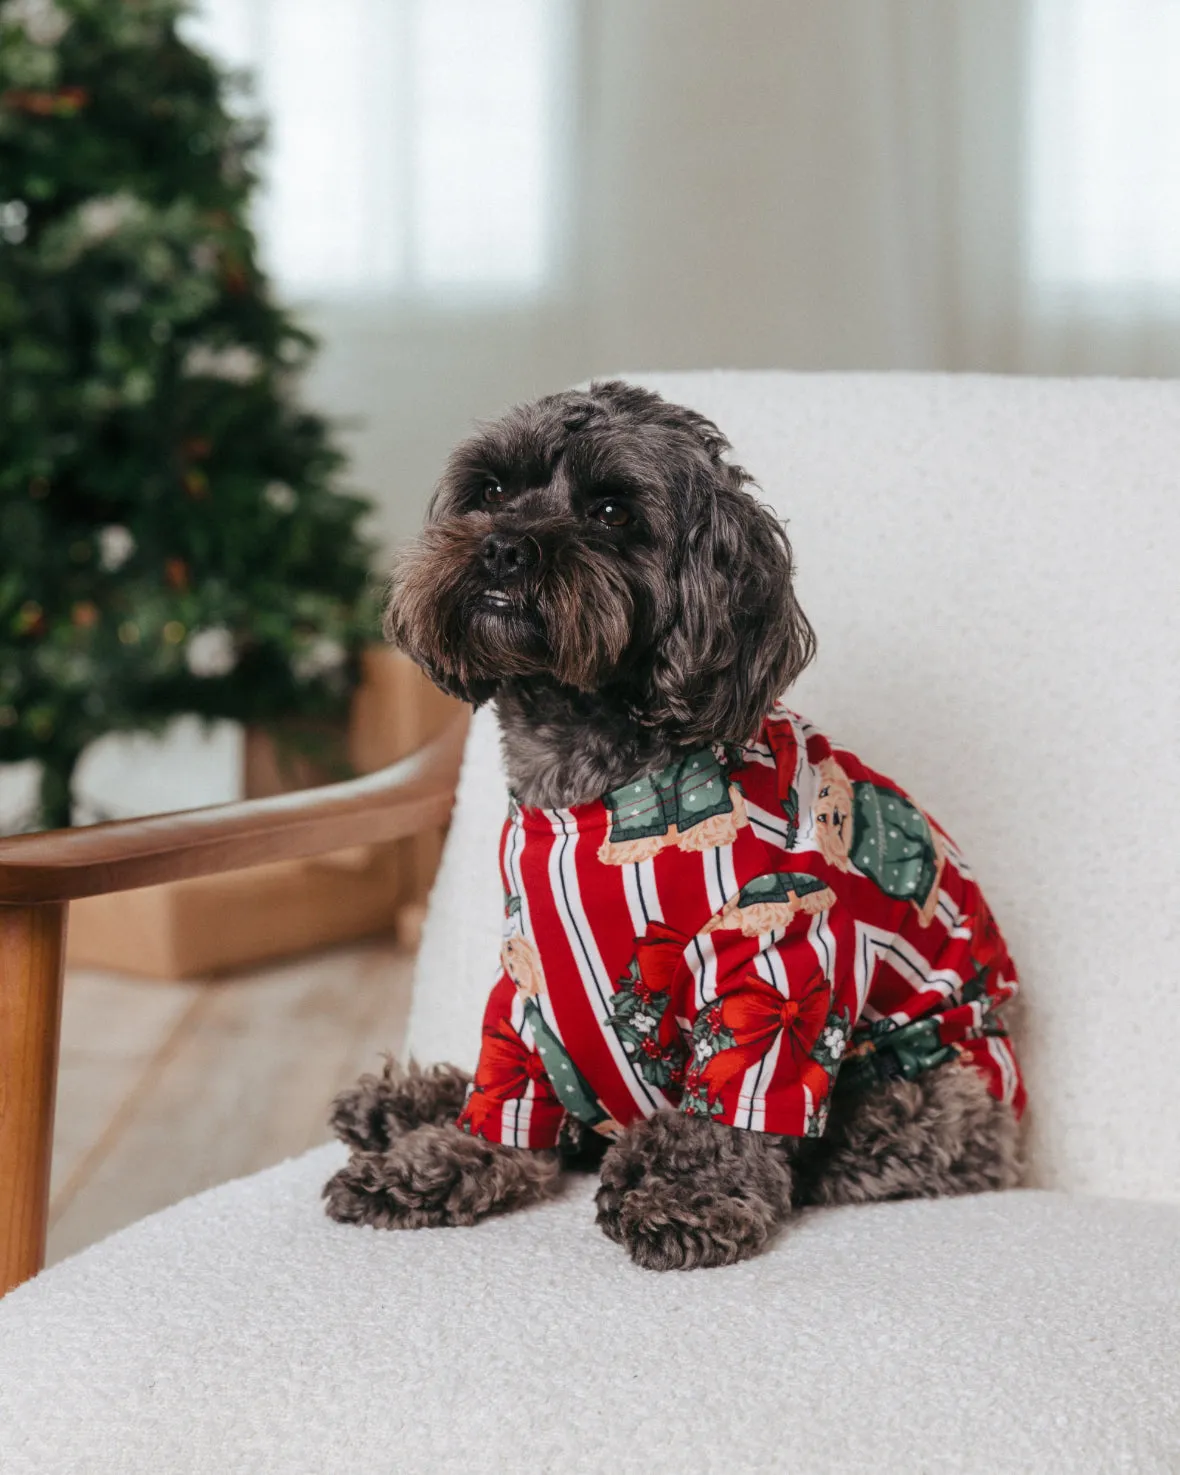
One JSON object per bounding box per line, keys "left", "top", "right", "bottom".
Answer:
{"left": 186, "top": 0, "right": 573, "bottom": 300}
{"left": 1019, "top": 0, "right": 1180, "bottom": 372}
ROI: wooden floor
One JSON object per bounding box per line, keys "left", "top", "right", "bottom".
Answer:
{"left": 47, "top": 934, "right": 415, "bottom": 1266}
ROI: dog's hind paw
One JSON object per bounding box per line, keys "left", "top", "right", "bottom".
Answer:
{"left": 328, "top": 1059, "right": 472, "bottom": 1152}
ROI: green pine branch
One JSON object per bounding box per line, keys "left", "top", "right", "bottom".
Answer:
{"left": 0, "top": 0, "right": 381, "bottom": 831}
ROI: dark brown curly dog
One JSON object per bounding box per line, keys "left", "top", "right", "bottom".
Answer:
{"left": 324, "top": 381, "right": 1022, "bottom": 1269}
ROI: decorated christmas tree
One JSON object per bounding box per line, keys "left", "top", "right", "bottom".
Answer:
{"left": 0, "top": 0, "right": 379, "bottom": 832}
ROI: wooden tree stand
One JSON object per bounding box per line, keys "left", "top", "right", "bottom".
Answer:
{"left": 64, "top": 650, "right": 461, "bottom": 979}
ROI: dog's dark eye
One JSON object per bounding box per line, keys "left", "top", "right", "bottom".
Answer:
{"left": 481, "top": 477, "right": 507, "bottom": 506}
{"left": 592, "top": 501, "right": 631, "bottom": 528}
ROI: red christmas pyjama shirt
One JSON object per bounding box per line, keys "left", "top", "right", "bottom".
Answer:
{"left": 458, "top": 703, "right": 1025, "bottom": 1148}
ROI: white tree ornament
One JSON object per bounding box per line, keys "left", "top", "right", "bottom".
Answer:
{"left": 98, "top": 525, "right": 136, "bottom": 572}
{"left": 185, "top": 627, "right": 237, "bottom": 679}
{"left": 3, "top": 0, "right": 70, "bottom": 46}
{"left": 292, "top": 635, "right": 346, "bottom": 682}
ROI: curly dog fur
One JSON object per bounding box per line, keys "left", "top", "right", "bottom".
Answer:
{"left": 796, "top": 1055, "right": 1021, "bottom": 1207}
{"left": 595, "top": 1111, "right": 795, "bottom": 1270}
{"left": 325, "top": 1060, "right": 558, "bottom": 1228}
{"left": 323, "top": 1126, "right": 559, "bottom": 1230}
{"left": 329, "top": 1058, "right": 471, "bottom": 1153}
{"left": 324, "top": 381, "right": 1023, "bottom": 1268}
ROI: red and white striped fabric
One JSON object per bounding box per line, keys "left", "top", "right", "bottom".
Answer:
{"left": 457, "top": 703, "right": 1025, "bottom": 1149}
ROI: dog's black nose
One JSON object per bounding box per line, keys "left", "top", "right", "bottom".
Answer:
{"left": 480, "top": 533, "right": 533, "bottom": 583}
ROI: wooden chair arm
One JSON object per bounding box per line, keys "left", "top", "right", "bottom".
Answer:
{"left": 0, "top": 710, "right": 469, "bottom": 1296}
{"left": 0, "top": 711, "right": 469, "bottom": 905}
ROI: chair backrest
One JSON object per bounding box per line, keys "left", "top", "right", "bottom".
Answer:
{"left": 409, "top": 371, "right": 1180, "bottom": 1203}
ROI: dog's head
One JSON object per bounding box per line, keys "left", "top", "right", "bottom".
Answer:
{"left": 388, "top": 380, "right": 814, "bottom": 747}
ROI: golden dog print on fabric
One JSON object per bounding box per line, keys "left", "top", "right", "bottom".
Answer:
{"left": 812, "top": 757, "right": 945, "bottom": 925}
{"left": 701, "top": 871, "right": 837, "bottom": 938}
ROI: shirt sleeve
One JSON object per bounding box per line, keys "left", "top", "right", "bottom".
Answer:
{"left": 680, "top": 882, "right": 849, "bottom": 1138}
{"left": 456, "top": 972, "right": 565, "bottom": 1150}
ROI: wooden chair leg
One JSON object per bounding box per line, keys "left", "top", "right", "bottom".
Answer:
{"left": 0, "top": 903, "right": 67, "bottom": 1296}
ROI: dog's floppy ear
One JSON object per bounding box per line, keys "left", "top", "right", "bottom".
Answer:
{"left": 646, "top": 465, "right": 815, "bottom": 747}
{"left": 399, "top": 653, "right": 499, "bottom": 709}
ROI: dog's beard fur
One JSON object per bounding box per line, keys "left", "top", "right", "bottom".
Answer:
{"left": 389, "top": 510, "right": 637, "bottom": 703}
{"left": 387, "top": 381, "right": 816, "bottom": 807}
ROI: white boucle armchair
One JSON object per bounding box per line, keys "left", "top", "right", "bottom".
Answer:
{"left": 1, "top": 372, "right": 1178, "bottom": 1474}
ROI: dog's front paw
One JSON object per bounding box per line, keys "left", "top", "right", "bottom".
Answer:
{"left": 329, "top": 1059, "right": 472, "bottom": 1152}
{"left": 603, "top": 1176, "right": 779, "bottom": 1271}
{"left": 596, "top": 1110, "right": 793, "bottom": 1271}
{"left": 323, "top": 1123, "right": 558, "bottom": 1229}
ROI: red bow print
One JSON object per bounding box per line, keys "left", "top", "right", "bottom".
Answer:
{"left": 699, "top": 972, "right": 832, "bottom": 1102}
{"left": 461, "top": 1023, "right": 557, "bottom": 1135}
{"left": 633, "top": 921, "right": 691, "bottom": 998}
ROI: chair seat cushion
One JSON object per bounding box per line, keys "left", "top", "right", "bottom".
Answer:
{"left": 2, "top": 1147, "right": 1178, "bottom": 1474}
